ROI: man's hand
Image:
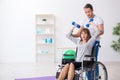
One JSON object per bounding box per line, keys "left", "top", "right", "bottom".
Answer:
{"left": 89, "top": 22, "right": 104, "bottom": 36}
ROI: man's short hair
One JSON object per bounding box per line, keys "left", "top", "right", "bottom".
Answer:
{"left": 84, "top": 3, "right": 93, "bottom": 11}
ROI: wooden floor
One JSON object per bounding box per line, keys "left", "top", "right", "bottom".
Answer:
{"left": 0, "top": 62, "right": 120, "bottom": 80}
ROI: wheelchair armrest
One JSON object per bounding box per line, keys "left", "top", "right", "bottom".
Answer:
{"left": 85, "top": 55, "right": 92, "bottom": 57}
{"left": 85, "top": 55, "right": 95, "bottom": 58}
{"left": 84, "top": 55, "right": 96, "bottom": 61}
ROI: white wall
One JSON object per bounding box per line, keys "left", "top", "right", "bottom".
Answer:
{"left": 0, "top": 0, "right": 120, "bottom": 63}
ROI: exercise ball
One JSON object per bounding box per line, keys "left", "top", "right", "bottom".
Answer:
{"left": 63, "top": 50, "right": 76, "bottom": 59}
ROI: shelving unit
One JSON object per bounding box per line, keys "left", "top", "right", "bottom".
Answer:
{"left": 35, "top": 14, "right": 55, "bottom": 63}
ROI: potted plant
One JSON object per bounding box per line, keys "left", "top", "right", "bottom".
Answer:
{"left": 111, "top": 23, "right": 120, "bottom": 52}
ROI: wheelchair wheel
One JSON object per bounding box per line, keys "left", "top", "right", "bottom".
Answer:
{"left": 92, "top": 61, "right": 108, "bottom": 80}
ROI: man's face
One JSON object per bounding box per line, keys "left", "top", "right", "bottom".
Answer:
{"left": 84, "top": 8, "right": 93, "bottom": 18}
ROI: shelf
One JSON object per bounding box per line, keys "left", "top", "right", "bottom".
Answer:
{"left": 35, "top": 14, "right": 55, "bottom": 63}
{"left": 36, "top": 34, "right": 54, "bottom": 36}
{"left": 36, "top": 14, "right": 54, "bottom": 17}
{"left": 36, "top": 52, "right": 54, "bottom": 55}
{"left": 36, "top": 43, "right": 54, "bottom": 46}
{"left": 36, "top": 24, "right": 54, "bottom": 27}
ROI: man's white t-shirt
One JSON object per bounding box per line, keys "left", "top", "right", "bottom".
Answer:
{"left": 81, "top": 15, "right": 104, "bottom": 41}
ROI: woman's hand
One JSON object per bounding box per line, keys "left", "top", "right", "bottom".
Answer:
{"left": 71, "top": 26, "right": 76, "bottom": 31}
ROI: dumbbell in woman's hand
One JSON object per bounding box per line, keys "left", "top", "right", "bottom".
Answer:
{"left": 72, "top": 21, "right": 80, "bottom": 28}
{"left": 86, "top": 18, "right": 94, "bottom": 28}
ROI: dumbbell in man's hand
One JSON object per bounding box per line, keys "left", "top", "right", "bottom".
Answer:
{"left": 86, "top": 18, "right": 94, "bottom": 28}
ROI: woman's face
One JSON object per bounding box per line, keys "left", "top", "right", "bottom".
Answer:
{"left": 81, "top": 31, "right": 88, "bottom": 41}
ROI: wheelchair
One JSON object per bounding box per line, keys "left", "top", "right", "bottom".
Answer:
{"left": 56, "top": 44, "right": 108, "bottom": 80}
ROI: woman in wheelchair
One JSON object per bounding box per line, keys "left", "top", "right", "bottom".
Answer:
{"left": 58, "top": 23, "right": 101, "bottom": 80}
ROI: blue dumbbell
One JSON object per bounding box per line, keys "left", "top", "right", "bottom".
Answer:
{"left": 72, "top": 21, "right": 80, "bottom": 28}
{"left": 86, "top": 18, "right": 94, "bottom": 28}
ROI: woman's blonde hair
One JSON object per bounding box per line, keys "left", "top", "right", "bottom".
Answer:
{"left": 80, "top": 28, "right": 91, "bottom": 41}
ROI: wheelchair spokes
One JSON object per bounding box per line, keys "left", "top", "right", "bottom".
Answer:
{"left": 92, "top": 62, "right": 108, "bottom": 80}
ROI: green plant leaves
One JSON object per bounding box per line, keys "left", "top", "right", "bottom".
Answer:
{"left": 111, "top": 23, "right": 120, "bottom": 52}
{"left": 111, "top": 39, "right": 120, "bottom": 52}
{"left": 113, "top": 23, "right": 120, "bottom": 35}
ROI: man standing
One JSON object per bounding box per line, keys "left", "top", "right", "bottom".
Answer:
{"left": 73, "top": 3, "right": 104, "bottom": 80}
{"left": 73, "top": 3, "right": 104, "bottom": 61}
